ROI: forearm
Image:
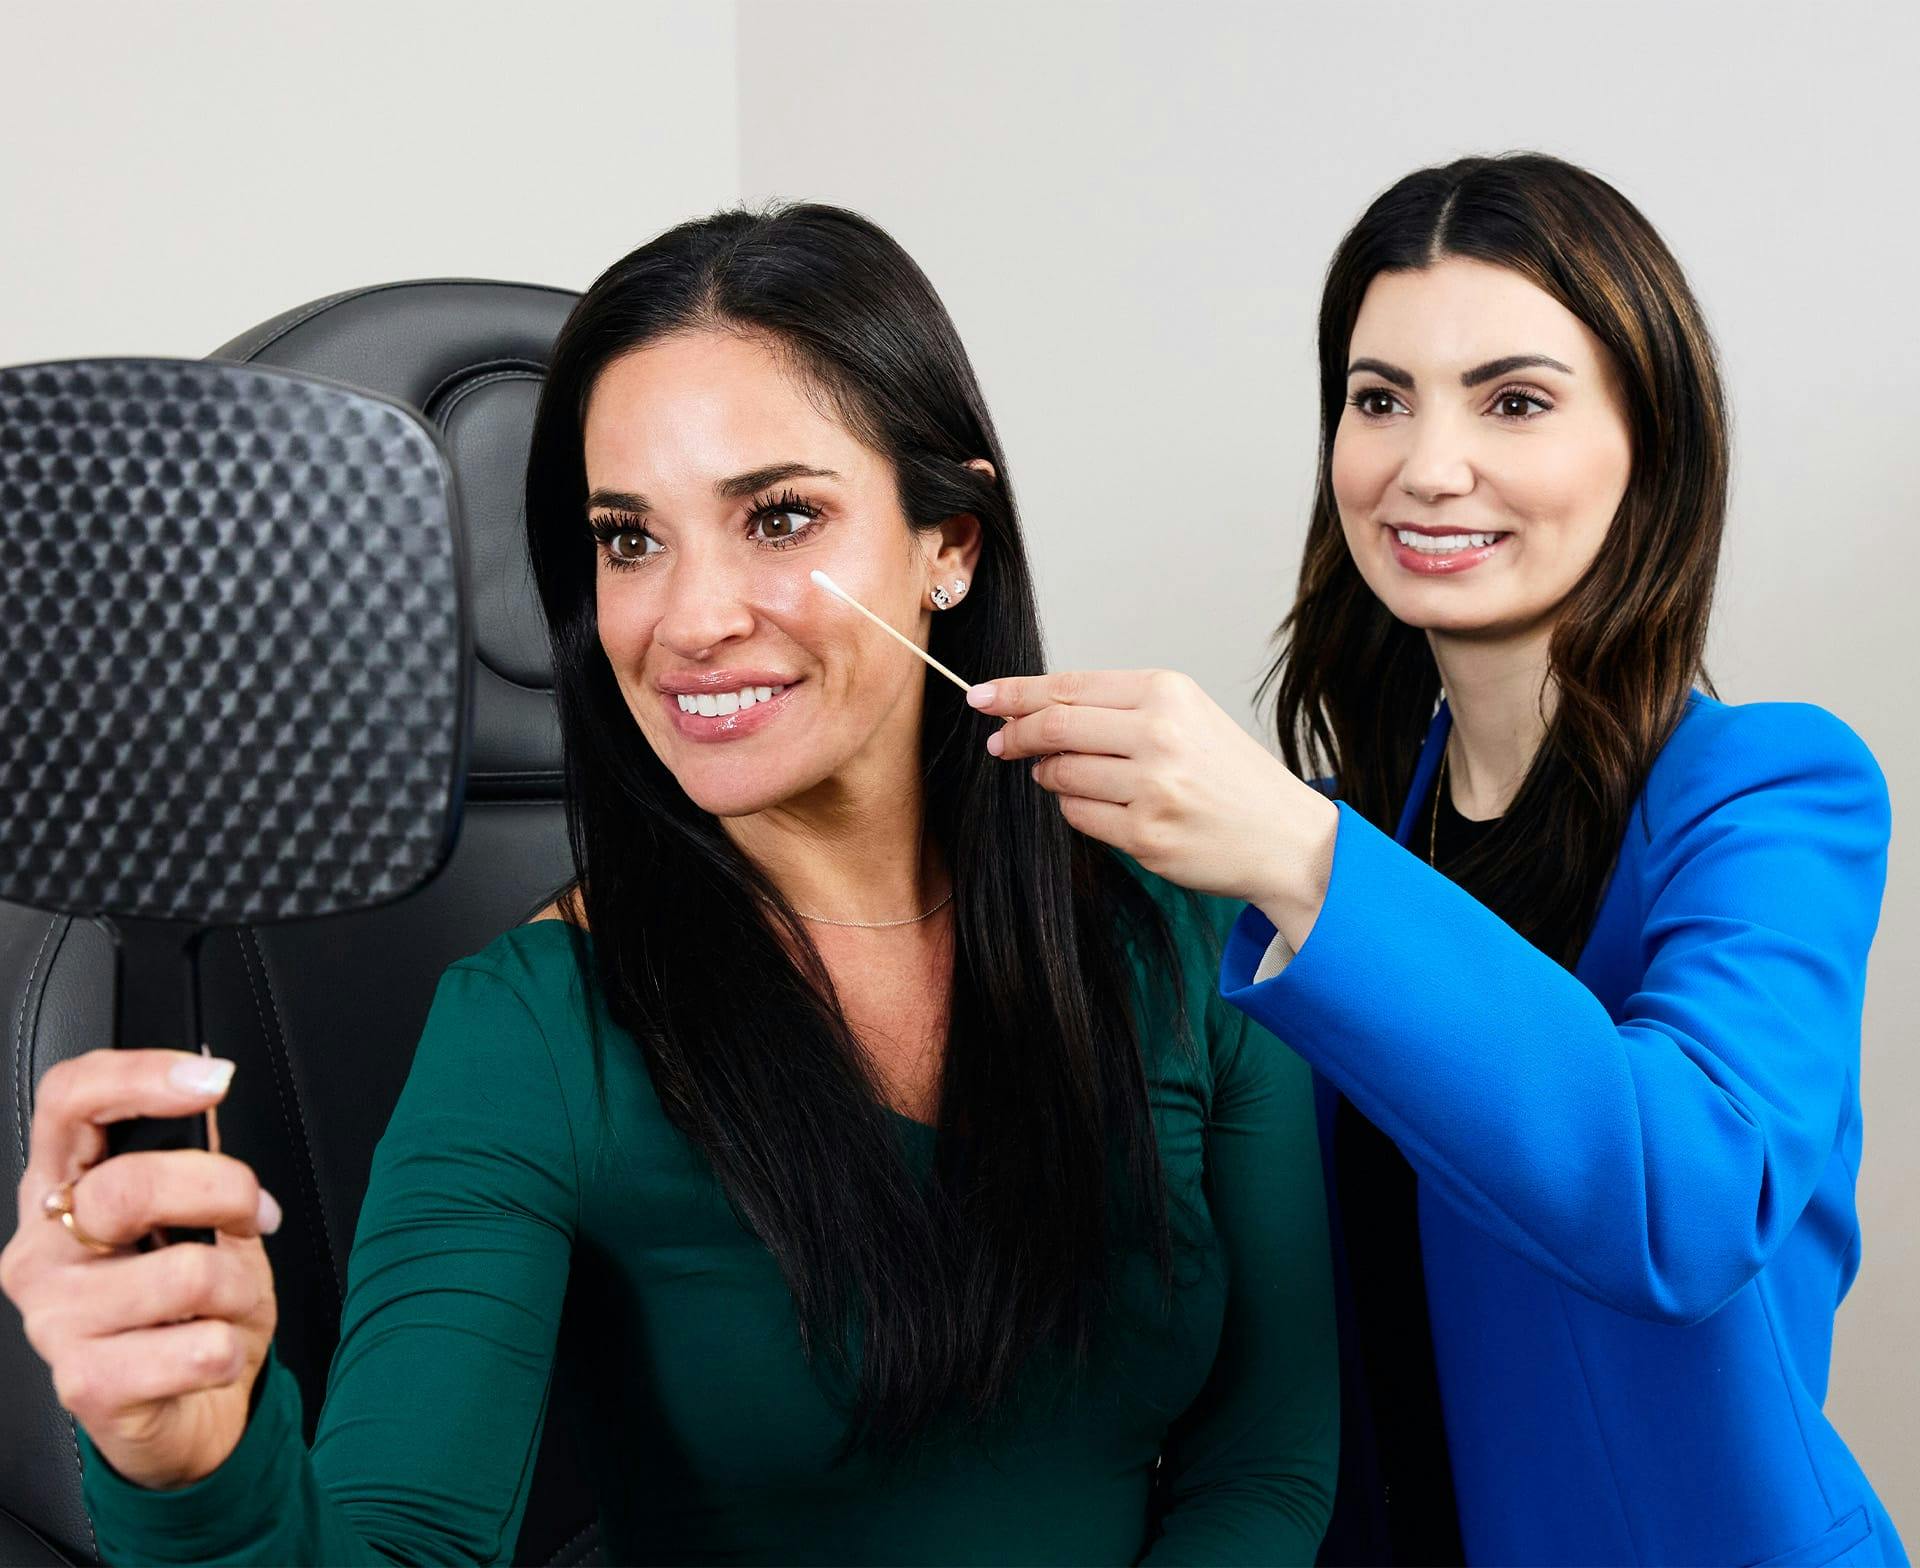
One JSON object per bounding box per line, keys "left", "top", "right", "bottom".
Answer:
{"left": 1221, "top": 800, "right": 1862, "bottom": 1322}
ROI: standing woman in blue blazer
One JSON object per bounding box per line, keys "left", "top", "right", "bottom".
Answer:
{"left": 969, "top": 153, "right": 1905, "bottom": 1566}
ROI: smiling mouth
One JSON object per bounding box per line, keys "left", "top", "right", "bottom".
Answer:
{"left": 1390, "top": 527, "right": 1510, "bottom": 555}
{"left": 671, "top": 683, "right": 788, "bottom": 717}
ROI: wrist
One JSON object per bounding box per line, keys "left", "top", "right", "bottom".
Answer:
{"left": 1249, "top": 791, "right": 1338, "bottom": 950}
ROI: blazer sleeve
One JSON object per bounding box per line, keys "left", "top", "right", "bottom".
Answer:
{"left": 77, "top": 960, "right": 581, "bottom": 1565}
{"left": 1218, "top": 702, "right": 1891, "bottom": 1326}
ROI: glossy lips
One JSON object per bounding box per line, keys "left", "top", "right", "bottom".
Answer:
{"left": 657, "top": 671, "right": 802, "bottom": 742}
{"left": 1384, "top": 523, "right": 1511, "bottom": 576}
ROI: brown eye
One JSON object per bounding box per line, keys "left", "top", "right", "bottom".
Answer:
{"left": 1492, "top": 388, "right": 1552, "bottom": 419}
{"left": 756, "top": 510, "right": 806, "bottom": 540}
{"left": 588, "top": 517, "right": 659, "bottom": 567}
{"left": 1353, "top": 389, "right": 1400, "bottom": 417}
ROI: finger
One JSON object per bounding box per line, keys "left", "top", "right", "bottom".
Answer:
{"left": 55, "top": 1318, "right": 247, "bottom": 1424}
{"left": 68, "top": 1243, "right": 266, "bottom": 1339}
{"left": 1055, "top": 794, "right": 1133, "bottom": 850}
{"left": 990, "top": 704, "right": 1143, "bottom": 762}
{"left": 965, "top": 669, "right": 1157, "bottom": 718}
{"left": 1031, "top": 754, "right": 1138, "bottom": 805}
{"left": 60, "top": 1150, "right": 273, "bottom": 1251}
{"left": 25, "top": 1050, "right": 235, "bottom": 1194}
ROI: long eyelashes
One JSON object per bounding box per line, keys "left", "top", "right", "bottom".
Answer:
{"left": 586, "top": 488, "right": 827, "bottom": 573}
{"left": 745, "top": 488, "right": 823, "bottom": 550}
{"left": 1346, "top": 383, "right": 1556, "bottom": 421}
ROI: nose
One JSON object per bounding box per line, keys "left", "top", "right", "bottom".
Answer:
{"left": 1396, "top": 406, "right": 1477, "bottom": 505}
{"left": 652, "top": 550, "right": 757, "bottom": 660}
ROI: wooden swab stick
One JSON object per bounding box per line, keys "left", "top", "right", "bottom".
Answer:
{"left": 809, "top": 570, "right": 974, "bottom": 693}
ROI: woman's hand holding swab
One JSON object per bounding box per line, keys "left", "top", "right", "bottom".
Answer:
{"left": 965, "top": 669, "right": 1339, "bottom": 948}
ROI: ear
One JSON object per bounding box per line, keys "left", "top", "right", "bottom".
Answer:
{"left": 919, "top": 457, "right": 993, "bottom": 588}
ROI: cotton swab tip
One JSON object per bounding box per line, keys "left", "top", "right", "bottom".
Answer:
{"left": 809, "top": 569, "right": 855, "bottom": 604}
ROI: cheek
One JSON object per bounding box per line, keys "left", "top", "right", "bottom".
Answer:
{"left": 595, "top": 577, "right": 655, "bottom": 665}
{"left": 1330, "top": 419, "right": 1392, "bottom": 533}
{"left": 1505, "top": 421, "right": 1633, "bottom": 568}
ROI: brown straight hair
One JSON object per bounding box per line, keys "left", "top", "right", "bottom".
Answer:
{"left": 1262, "top": 153, "right": 1730, "bottom": 966}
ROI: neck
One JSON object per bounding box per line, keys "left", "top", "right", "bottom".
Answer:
{"left": 1428, "top": 622, "right": 1557, "bottom": 820}
{"left": 722, "top": 755, "right": 944, "bottom": 927}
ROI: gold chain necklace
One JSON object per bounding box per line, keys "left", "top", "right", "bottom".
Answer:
{"left": 795, "top": 889, "right": 954, "bottom": 929}
{"left": 1429, "top": 746, "right": 1449, "bottom": 866}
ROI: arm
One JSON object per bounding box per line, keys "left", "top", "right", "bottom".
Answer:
{"left": 76, "top": 961, "right": 580, "bottom": 1565}
{"left": 1143, "top": 985, "right": 1339, "bottom": 1565}
{"left": 1221, "top": 704, "right": 1891, "bottom": 1325}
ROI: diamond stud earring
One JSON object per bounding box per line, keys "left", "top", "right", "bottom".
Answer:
{"left": 950, "top": 578, "right": 967, "bottom": 599}
{"left": 930, "top": 584, "right": 953, "bottom": 610}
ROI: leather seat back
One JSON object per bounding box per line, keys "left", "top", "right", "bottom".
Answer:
{"left": 0, "top": 279, "right": 604, "bottom": 1566}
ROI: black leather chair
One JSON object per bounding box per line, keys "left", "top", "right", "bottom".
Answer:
{"left": 0, "top": 280, "right": 608, "bottom": 1566}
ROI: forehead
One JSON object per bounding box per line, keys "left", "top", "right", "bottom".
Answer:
{"left": 1349, "top": 258, "right": 1600, "bottom": 371}
{"left": 581, "top": 329, "right": 867, "bottom": 484}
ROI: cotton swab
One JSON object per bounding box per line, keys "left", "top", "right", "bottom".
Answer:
{"left": 809, "top": 569, "right": 974, "bottom": 693}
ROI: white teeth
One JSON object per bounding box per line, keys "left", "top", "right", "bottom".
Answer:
{"left": 1395, "top": 528, "right": 1504, "bottom": 553}
{"left": 674, "top": 683, "right": 787, "bottom": 717}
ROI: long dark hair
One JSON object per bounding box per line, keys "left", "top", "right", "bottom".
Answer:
{"left": 524, "top": 203, "right": 1181, "bottom": 1448}
{"left": 1264, "top": 153, "right": 1730, "bottom": 965}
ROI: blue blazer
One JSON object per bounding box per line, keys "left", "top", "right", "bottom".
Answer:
{"left": 1219, "top": 691, "right": 1905, "bottom": 1566}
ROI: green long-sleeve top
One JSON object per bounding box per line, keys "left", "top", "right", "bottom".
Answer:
{"left": 76, "top": 870, "right": 1337, "bottom": 1565}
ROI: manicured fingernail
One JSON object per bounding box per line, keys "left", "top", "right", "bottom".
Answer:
{"left": 986, "top": 730, "right": 1004, "bottom": 756}
{"left": 169, "top": 1056, "right": 235, "bottom": 1096}
{"left": 966, "top": 684, "right": 996, "bottom": 708}
{"left": 255, "top": 1188, "right": 282, "bottom": 1235}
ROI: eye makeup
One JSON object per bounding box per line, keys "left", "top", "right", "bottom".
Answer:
{"left": 587, "top": 487, "right": 831, "bottom": 572}
{"left": 1345, "top": 382, "right": 1556, "bottom": 422}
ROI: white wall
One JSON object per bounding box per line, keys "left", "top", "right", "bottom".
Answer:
{"left": 0, "top": 1, "right": 739, "bottom": 360}
{"left": 737, "top": 0, "right": 1920, "bottom": 1518}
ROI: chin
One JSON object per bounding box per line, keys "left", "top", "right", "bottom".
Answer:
{"left": 668, "top": 756, "right": 832, "bottom": 819}
{"left": 1393, "top": 592, "right": 1559, "bottom": 643}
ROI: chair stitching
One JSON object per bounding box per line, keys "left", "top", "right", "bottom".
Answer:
{"left": 12, "top": 913, "right": 58, "bottom": 1174}
{"left": 240, "top": 930, "right": 342, "bottom": 1303}
{"left": 424, "top": 363, "right": 543, "bottom": 422}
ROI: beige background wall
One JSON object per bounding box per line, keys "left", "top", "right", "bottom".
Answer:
{"left": 4, "top": 0, "right": 1913, "bottom": 1522}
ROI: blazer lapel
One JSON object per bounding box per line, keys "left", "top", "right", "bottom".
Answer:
{"left": 1395, "top": 700, "right": 1454, "bottom": 848}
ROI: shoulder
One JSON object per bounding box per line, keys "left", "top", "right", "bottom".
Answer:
{"left": 1645, "top": 692, "right": 1889, "bottom": 831}
{"left": 425, "top": 915, "right": 599, "bottom": 1067}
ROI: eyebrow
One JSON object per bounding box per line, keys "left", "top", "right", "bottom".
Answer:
{"left": 585, "top": 462, "right": 842, "bottom": 515}
{"left": 1346, "top": 354, "right": 1575, "bottom": 389}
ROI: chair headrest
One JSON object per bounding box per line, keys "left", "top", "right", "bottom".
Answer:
{"left": 212, "top": 280, "right": 579, "bottom": 797}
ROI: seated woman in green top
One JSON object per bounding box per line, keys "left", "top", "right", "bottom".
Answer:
{"left": 6, "top": 203, "right": 1337, "bottom": 1565}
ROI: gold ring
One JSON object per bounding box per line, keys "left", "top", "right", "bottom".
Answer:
{"left": 40, "top": 1178, "right": 124, "bottom": 1256}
